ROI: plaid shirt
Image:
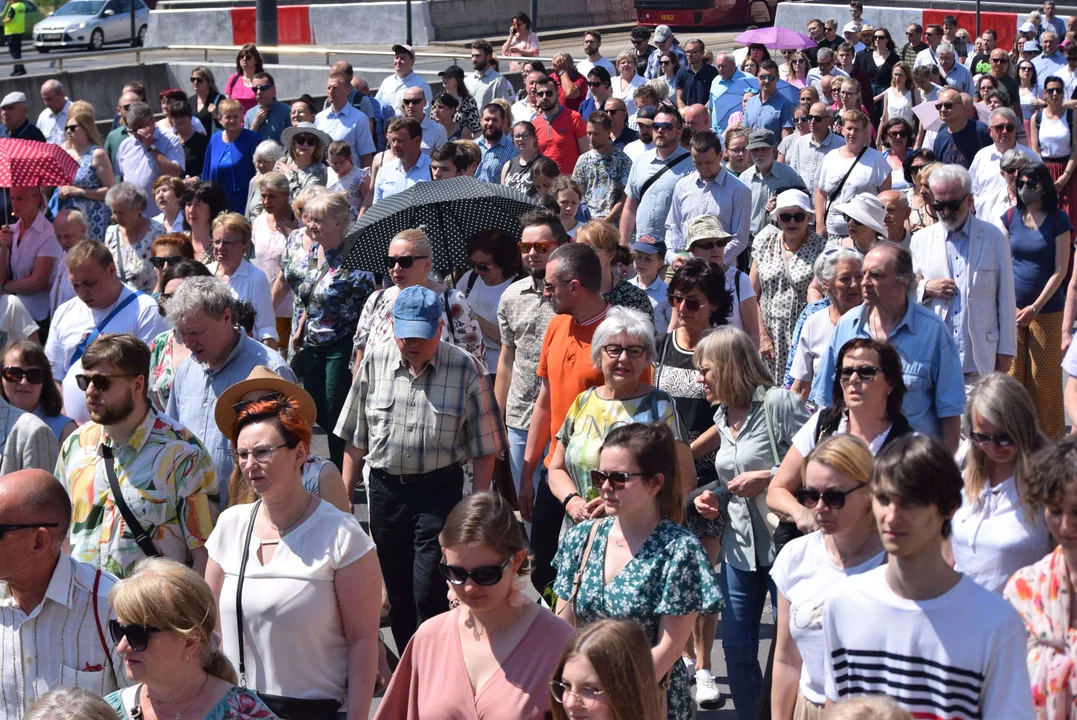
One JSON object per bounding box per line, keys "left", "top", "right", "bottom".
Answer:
{"left": 335, "top": 341, "right": 507, "bottom": 475}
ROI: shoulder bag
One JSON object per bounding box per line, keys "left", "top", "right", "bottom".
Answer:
{"left": 555, "top": 520, "right": 601, "bottom": 627}
{"left": 99, "top": 444, "right": 161, "bottom": 559}
{"left": 638, "top": 151, "right": 692, "bottom": 201}
{"left": 288, "top": 260, "right": 333, "bottom": 376}
{"left": 235, "top": 500, "right": 340, "bottom": 720}
{"left": 68, "top": 291, "right": 143, "bottom": 372}
{"left": 823, "top": 145, "right": 868, "bottom": 224}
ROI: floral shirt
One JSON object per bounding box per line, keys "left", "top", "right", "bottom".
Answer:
{"left": 279, "top": 160, "right": 328, "bottom": 202}
{"left": 571, "top": 149, "right": 633, "bottom": 217}
{"left": 104, "top": 220, "right": 167, "bottom": 294}
{"left": 329, "top": 165, "right": 369, "bottom": 222}
{"left": 107, "top": 685, "right": 280, "bottom": 719}
{"left": 350, "top": 285, "right": 485, "bottom": 368}
{"left": 553, "top": 518, "right": 723, "bottom": 720}
{"left": 148, "top": 329, "right": 177, "bottom": 413}
{"left": 282, "top": 228, "right": 309, "bottom": 331}
{"left": 55, "top": 407, "right": 219, "bottom": 578}
{"left": 288, "top": 242, "right": 375, "bottom": 349}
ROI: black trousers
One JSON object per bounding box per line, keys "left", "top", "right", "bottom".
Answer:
{"left": 7, "top": 34, "right": 21, "bottom": 71}
{"left": 528, "top": 475, "right": 565, "bottom": 603}
{"left": 368, "top": 465, "right": 462, "bottom": 650}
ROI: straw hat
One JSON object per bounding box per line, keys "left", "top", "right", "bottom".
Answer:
{"left": 214, "top": 366, "right": 317, "bottom": 437}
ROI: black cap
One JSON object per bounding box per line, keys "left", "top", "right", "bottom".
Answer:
{"left": 439, "top": 65, "right": 465, "bottom": 80}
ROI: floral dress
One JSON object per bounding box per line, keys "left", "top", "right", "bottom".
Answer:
{"left": 279, "top": 161, "right": 328, "bottom": 203}
{"left": 62, "top": 145, "right": 110, "bottom": 241}
{"left": 148, "top": 329, "right": 177, "bottom": 413}
{"left": 455, "top": 96, "right": 481, "bottom": 134}
{"left": 751, "top": 227, "right": 827, "bottom": 383}
{"left": 106, "top": 685, "right": 279, "bottom": 719}
{"left": 553, "top": 518, "right": 723, "bottom": 719}
{"left": 289, "top": 241, "right": 375, "bottom": 350}
{"left": 104, "top": 219, "right": 167, "bottom": 294}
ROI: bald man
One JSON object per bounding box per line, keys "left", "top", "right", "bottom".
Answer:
{"left": 878, "top": 190, "right": 912, "bottom": 247}
{"left": 0, "top": 470, "right": 126, "bottom": 715}
{"left": 36, "top": 79, "right": 70, "bottom": 145}
{"left": 683, "top": 103, "right": 711, "bottom": 133}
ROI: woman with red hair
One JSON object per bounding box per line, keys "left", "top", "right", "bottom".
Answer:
{"left": 157, "top": 87, "right": 206, "bottom": 137}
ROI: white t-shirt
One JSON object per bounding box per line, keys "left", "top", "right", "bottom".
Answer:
{"left": 951, "top": 476, "right": 1052, "bottom": 594}
{"left": 815, "top": 147, "right": 890, "bottom": 236}
{"left": 789, "top": 308, "right": 837, "bottom": 384}
{"left": 456, "top": 270, "right": 515, "bottom": 373}
{"left": 772, "top": 532, "right": 884, "bottom": 705}
{"left": 790, "top": 411, "right": 893, "bottom": 458}
{"left": 206, "top": 500, "right": 375, "bottom": 701}
{"left": 725, "top": 265, "right": 755, "bottom": 331}
{"left": 823, "top": 567, "right": 1035, "bottom": 719}
{"left": 207, "top": 260, "right": 278, "bottom": 342}
{"left": 1063, "top": 338, "right": 1077, "bottom": 376}
{"left": 46, "top": 286, "right": 169, "bottom": 425}
{"left": 0, "top": 294, "right": 38, "bottom": 348}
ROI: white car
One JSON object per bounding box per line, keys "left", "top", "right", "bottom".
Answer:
{"left": 33, "top": 0, "right": 149, "bottom": 52}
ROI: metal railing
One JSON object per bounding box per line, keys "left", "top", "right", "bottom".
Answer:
{"left": 165, "top": 43, "right": 554, "bottom": 67}
{"left": 0, "top": 45, "right": 164, "bottom": 70}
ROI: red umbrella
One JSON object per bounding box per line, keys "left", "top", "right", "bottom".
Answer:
{"left": 0, "top": 137, "right": 79, "bottom": 188}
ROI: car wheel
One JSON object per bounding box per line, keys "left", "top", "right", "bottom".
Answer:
{"left": 89, "top": 28, "right": 104, "bottom": 51}
{"left": 133, "top": 24, "right": 146, "bottom": 47}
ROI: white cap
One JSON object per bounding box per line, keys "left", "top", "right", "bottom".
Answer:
{"left": 1020, "top": 21, "right": 1037, "bottom": 33}
{"left": 773, "top": 189, "right": 813, "bottom": 214}
{"left": 653, "top": 25, "right": 673, "bottom": 42}
{"left": 0, "top": 92, "right": 27, "bottom": 107}
{"left": 843, "top": 21, "right": 862, "bottom": 34}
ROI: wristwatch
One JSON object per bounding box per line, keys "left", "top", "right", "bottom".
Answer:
{"left": 561, "top": 492, "right": 581, "bottom": 510}
{"left": 148, "top": 144, "right": 158, "bottom": 153}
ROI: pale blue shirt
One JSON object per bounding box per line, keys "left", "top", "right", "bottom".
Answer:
{"left": 373, "top": 153, "right": 432, "bottom": 202}
{"left": 625, "top": 145, "right": 693, "bottom": 245}
{"left": 419, "top": 116, "right": 448, "bottom": 155}
{"left": 115, "top": 128, "right": 185, "bottom": 217}
{"left": 941, "top": 62, "right": 975, "bottom": 95}
{"left": 708, "top": 69, "right": 749, "bottom": 132}
{"left": 165, "top": 331, "right": 294, "bottom": 508}
{"left": 665, "top": 168, "right": 752, "bottom": 264}
{"left": 1034, "top": 50, "right": 1068, "bottom": 90}
{"left": 943, "top": 215, "right": 975, "bottom": 373}
{"left": 375, "top": 71, "right": 432, "bottom": 115}
{"left": 315, "top": 103, "right": 376, "bottom": 161}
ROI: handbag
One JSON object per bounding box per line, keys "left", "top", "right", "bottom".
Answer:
{"left": 235, "top": 501, "right": 341, "bottom": 720}
{"left": 289, "top": 261, "right": 333, "bottom": 376}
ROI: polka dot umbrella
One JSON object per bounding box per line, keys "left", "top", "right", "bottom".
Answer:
{"left": 0, "top": 138, "right": 81, "bottom": 224}
{"left": 339, "top": 176, "right": 541, "bottom": 274}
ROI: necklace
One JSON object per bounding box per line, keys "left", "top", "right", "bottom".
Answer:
{"left": 141, "top": 673, "right": 209, "bottom": 720}
{"left": 265, "top": 493, "right": 314, "bottom": 538}
{"left": 826, "top": 529, "right": 877, "bottom": 568}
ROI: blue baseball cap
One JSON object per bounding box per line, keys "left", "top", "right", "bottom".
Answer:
{"left": 393, "top": 286, "right": 441, "bottom": 340}
{"left": 630, "top": 234, "right": 667, "bottom": 256}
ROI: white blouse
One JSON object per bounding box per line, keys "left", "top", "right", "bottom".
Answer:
{"left": 206, "top": 500, "right": 376, "bottom": 701}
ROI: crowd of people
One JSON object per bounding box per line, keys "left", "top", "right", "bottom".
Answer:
{"left": 7, "top": 3, "right": 1077, "bottom": 719}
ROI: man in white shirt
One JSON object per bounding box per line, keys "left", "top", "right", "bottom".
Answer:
{"left": 36, "top": 79, "right": 70, "bottom": 146}
{"left": 511, "top": 70, "right": 544, "bottom": 124}
{"left": 315, "top": 71, "right": 375, "bottom": 168}
{"left": 807, "top": 48, "right": 848, "bottom": 96}
{"left": 465, "top": 39, "right": 513, "bottom": 108}
{"left": 578, "top": 29, "right": 616, "bottom": 78}
{"left": 376, "top": 44, "right": 433, "bottom": 115}
{"left": 50, "top": 208, "right": 84, "bottom": 312}
{"left": 823, "top": 434, "right": 1035, "bottom": 719}
{"left": 914, "top": 23, "right": 945, "bottom": 68}
{"left": 45, "top": 240, "right": 168, "bottom": 425}
{"left": 623, "top": 105, "right": 655, "bottom": 161}
{"left": 969, "top": 108, "right": 1038, "bottom": 201}
{"left": 400, "top": 86, "right": 448, "bottom": 155}
{"left": 368, "top": 117, "right": 432, "bottom": 207}
{"left": 0, "top": 469, "right": 127, "bottom": 717}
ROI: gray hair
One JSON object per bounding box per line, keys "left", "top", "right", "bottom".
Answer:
{"left": 258, "top": 170, "right": 290, "bottom": 196}
{"left": 590, "top": 306, "right": 657, "bottom": 368}
{"left": 814, "top": 247, "right": 863, "bottom": 284}
{"left": 816, "top": 47, "right": 835, "bottom": 63}
{"left": 1042, "top": 30, "right": 1059, "bottom": 42}
{"left": 166, "top": 276, "right": 236, "bottom": 325}
{"left": 24, "top": 687, "right": 120, "bottom": 720}
{"left": 936, "top": 41, "right": 955, "bottom": 55}
{"left": 354, "top": 75, "right": 370, "bottom": 92}
{"left": 1001, "top": 147, "right": 1032, "bottom": 169}
{"left": 304, "top": 191, "right": 351, "bottom": 227}
{"left": 54, "top": 207, "right": 86, "bottom": 228}
{"left": 105, "top": 182, "right": 148, "bottom": 212}
{"left": 41, "top": 78, "right": 63, "bottom": 95}
{"left": 253, "top": 139, "right": 285, "bottom": 164}
{"left": 989, "top": 107, "right": 1019, "bottom": 125}
{"left": 125, "top": 101, "right": 153, "bottom": 128}
{"left": 645, "top": 77, "right": 669, "bottom": 99}
{"left": 928, "top": 163, "right": 972, "bottom": 195}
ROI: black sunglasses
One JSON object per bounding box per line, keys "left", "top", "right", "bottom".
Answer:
{"left": 838, "top": 364, "right": 879, "bottom": 381}
{"left": 294, "top": 135, "right": 318, "bottom": 147}
{"left": 1016, "top": 179, "right": 1041, "bottom": 190}
{"left": 190, "top": 76, "right": 206, "bottom": 83}
{"left": 590, "top": 469, "right": 648, "bottom": 490}
{"left": 402, "top": 98, "right": 425, "bottom": 105}
{"left": 652, "top": 121, "right": 675, "bottom": 131}
{"left": 587, "top": 81, "right": 605, "bottom": 88}
{"left": 935, "top": 101, "right": 955, "bottom": 111}
{"left": 809, "top": 114, "right": 830, "bottom": 122}
{"left": 439, "top": 559, "right": 511, "bottom": 586}
{"left": 2, "top": 366, "right": 45, "bottom": 384}
{"left": 794, "top": 116, "right": 810, "bottom": 124}
{"left": 931, "top": 198, "right": 965, "bottom": 213}
{"left": 253, "top": 84, "right": 273, "bottom": 93}
{"left": 64, "top": 125, "right": 79, "bottom": 134}
{"left": 779, "top": 212, "right": 808, "bottom": 223}
{"left": 149, "top": 255, "right": 184, "bottom": 269}
{"left": 0, "top": 521, "right": 59, "bottom": 540}
{"left": 386, "top": 254, "right": 429, "bottom": 269}
{"left": 108, "top": 619, "right": 161, "bottom": 652}
{"left": 471, "top": 260, "right": 492, "bottom": 273}
{"left": 795, "top": 484, "right": 867, "bottom": 510}
{"left": 970, "top": 431, "right": 1015, "bottom": 447}
{"left": 232, "top": 391, "right": 286, "bottom": 416}
{"left": 75, "top": 373, "right": 135, "bottom": 392}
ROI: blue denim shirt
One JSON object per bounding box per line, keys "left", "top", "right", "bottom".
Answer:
{"left": 166, "top": 331, "right": 295, "bottom": 508}
{"left": 476, "top": 133, "right": 519, "bottom": 183}
{"left": 809, "top": 300, "right": 966, "bottom": 437}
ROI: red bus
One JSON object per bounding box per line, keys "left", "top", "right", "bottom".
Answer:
{"left": 635, "top": 0, "right": 777, "bottom": 28}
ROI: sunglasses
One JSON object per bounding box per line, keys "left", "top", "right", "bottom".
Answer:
{"left": 758, "top": 74, "right": 777, "bottom": 81}
{"left": 779, "top": 212, "right": 808, "bottom": 223}
{"left": 1046, "top": 88, "right": 1065, "bottom": 95}
{"left": 402, "top": 98, "right": 425, "bottom": 105}
{"left": 64, "top": 125, "right": 78, "bottom": 134}
{"left": 839, "top": 91, "right": 858, "bottom": 97}
{"left": 2, "top": 366, "right": 45, "bottom": 384}
{"left": 843, "top": 214, "right": 863, "bottom": 227}
{"left": 888, "top": 130, "right": 909, "bottom": 138}
{"left": 689, "top": 240, "right": 722, "bottom": 251}
{"left": 439, "top": 559, "right": 511, "bottom": 586}
{"left": 253, "top": 84, "right": 273, "bottom": 92}
{"left": 518, "top": 241, "right": 549, "bottom": 253}
{"left": 587, "top": 81, "right": 605, "bottom": 88}
{"left": 792, "top": 58, "right": 807, "bottom": 64}
{"left": 590, "top": 469, "right": 648, "bottom": 489}
{"left": 988, "top": 123, "right": 1017, "bottom": 135}
{"left": 794, "top": 116, "right": 810, "bottom": 124}
{"left": 669, "top": 294, "right": 705, "bottom": 312}
{"left": 386, "top": 254, "right": 429, "bottom": 269}
{"left": 794, "top": 484, "right": 867, "bottom": 510}
{"left": 232, "top": 391, "right": 286, "bottom": 416}
{"left": 838, "top": 364, "right": 879, "bottom": 381}
{"left": 75, "top": 373, "right": 135, "bottom": 392}
{"left": 935, "top": 101, "right": 955, "bottom": 110}
{"left": 659, "top": 60, "right": 672, "bottom": 65}
{"left": 931, "top": 198, "right": 965, "bottom": 212}
{"left": 108, "top": 619, "right": 161, "bottom": 652}
{"left": 190, "top": 76, "right": 205, "bottom": 83}
{"left": 1003, "top": 166, "right": 1021, "bottom": 175}
{"left": 991, "top": 58, "right": 1009, "bottom": 64}
{"left": 294, "top": 135, "right": 318, "bottom": 147}
{"left": 601, "top": 344, "right": 646, "bottom": 359}
{"left": 874, "top": 35, "right": 887, "bottom": 40}
{"left": 652, "top": 121, "right": 675, "bottom": 131}
{"left": 1016, "top": 179, "right": 1041, "bottom": 190}
{"left": 970, "top": 430, "right": 1015, "bottom": 447}
{"left": 471, "top": 260, "right": 492, "bottom": 273}
{"left": 535, "top": 90, "right": 555, "bottom": 97}
{"left": 149, "top": 255, "right": 184, "bottom": 269}
{"left": 809, "top": 114, "right": 830, "bottom": 122}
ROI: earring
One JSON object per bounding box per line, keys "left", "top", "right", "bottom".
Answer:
{"left": 184, "top": 653, "right": 189, "bottom": 663}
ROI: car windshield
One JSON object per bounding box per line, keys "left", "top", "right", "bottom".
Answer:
{"left": 53, "top": 0, "right": 105, "bottom": 15}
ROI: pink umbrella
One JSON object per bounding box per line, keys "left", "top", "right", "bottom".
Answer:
{"left": 735, "top": 27, "right": 817, "bottom": 51}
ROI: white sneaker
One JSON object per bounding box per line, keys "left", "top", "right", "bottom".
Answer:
{"left": 695, "top": 670, "right": 723, "bottom": 707}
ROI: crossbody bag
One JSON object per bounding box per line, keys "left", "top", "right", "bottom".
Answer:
{"left": 67, "top": 290, "right": 143, "bottom": 372}
{"left": 824, "top": 146, "right": 868, "bottom": 224}
{"left": 638, "top": 151, "right": 692, "bottom": 201}
{"left": 99, "top": 444, "right": 161, "bottom": 559}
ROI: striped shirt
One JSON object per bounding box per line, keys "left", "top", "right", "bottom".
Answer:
{"left": 785, "top": 131, "right": 846, "bottom": 199}
{"left": 0, "top": 555, "right": 127, "bottom": 717}
{"left": 335, "top": 341, "right": 507, "bottom": 475}
{"left": 665, "top": 168, "right": 751, "bottom": 264}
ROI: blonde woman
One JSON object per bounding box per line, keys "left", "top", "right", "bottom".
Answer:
{"left": 613, "top": 49, "right": 644, "bottom": 117}
{"left": 879, "top": 61, "right": 918, "bottom": 126}
{"left": 27, "top": 688, "right": 121, "bottom": 720}
{"left": 104, "top": 558, "right": 278, "bottom": 720}
{"left": 58, "top": 100, "right": 114, "bottom": 241}
{"left": 908, "top": 160, "right": 942, "bottom": 233}
{"left": 207, "top": 213, "right": 278, "bottom": 346}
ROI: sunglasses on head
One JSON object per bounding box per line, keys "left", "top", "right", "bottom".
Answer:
{"left": 518, "top": 241, "right": 549, "bottom": 253}
{"left": 232, "top": 391, "right": 286, "bottom": 416}
{"left": 970, "top": 430, "right": 1015, "bottom": 447}
{"left": 931, "top": 198, "right": 965, "bottom": 213}
{"left": 779, "top": 211, "right": 808, "bottom": 223}
{"left": 386, "top": 254, "right": 429, "bottom": 269}
{"left": 838, "top": 364, "right": 879, "bottom": 381}
{"left": 590, "top": 469, "right": 648, "bottom": 489}
{"left": 75, "top": 373, "right": 134, "bottom": 392}
{"left": 669, "top": 294, "right": 704, "bottom": 312}
{"left": 294, "top": 135, "right": 317, "bottom": 147}
{"left": 149, "top": 255, "right": 184, "bottom": 269}
{"left": 439, "top": 558, "right": 511, "bottom": 586}
{"left": 794, "top": 484, "right": 867, "bottom": 510}
{"left": 2, "top": 366, "right": 45, "bottom": 384}
{"left": 108, "top": 619, "right": 160, "bottom": 652}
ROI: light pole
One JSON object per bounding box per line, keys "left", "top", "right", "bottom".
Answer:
{"left": 406, "top": 0, "right": 412, "bottom": 46}
{"left": 257, "top": 0, "right": 278, "bottom": 63}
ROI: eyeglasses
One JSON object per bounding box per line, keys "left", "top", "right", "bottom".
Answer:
{"left": 758, "top": 74, "right": 777, "bottom": 81}
{"left": 518, "top": 241, "right": 549, "bottom": 253}
{"left": 439, "top": 558, "right": 511, "bottom": 586}
{"left": 470, "top": 260, "right": 492, "bottom": 273}
{"left": 991, "top": 123, "right": 1016, "bottom": 132}
{"left": 551, "top": 680, "right": 607, "bottom": 708}
{"left": 794, "top": 484, "right": 867, "bottom": 510}
{"left": 513, "top": 133, "right": 534, "bottom": 141}
{"left": 589, "top": 469, "right": 648, "bottom": 489}
{"left": 1016, "top": 179, "right": 1041, "bottom": 190}
{"left": 386, "top": 254, "right": 429, "bottom": 269}
{"left": 838, "top": 364, "right": 879, "bottom": 382}
{"left": 601, "top": 344, "right": 646, "bottom": 359}
{"left": 75, "top": 373, "right": 135, "bottom": 391}
{"left": 402, "top": 97, "right": 425, "bottom": 105}
{"left": 232, "top": 391, "right": 286, "bottom": 416}
{"left": 64, "top": 125, "right": 78, "bottom": 134}
{"left": 652, "top": 121, "right": 675, "bottom": 131}
{"left": 839, "top": 91, "right": 858, "bottom": 97}
{"left": 190, "top": 76, "right": 205, "bottom": 83}
{"left": 149, "top": 255, "right": 183, "bottom": 269}
{"left": 108, "top": 620, "right": 161, "bottom": 652}
{"left": 931, "top": 197, "right": 966, "bottom": 212}
{"left": 0, "top": 521, "right": 60, "bottom": 540}
{"left": 2, "top": 366, "right": 45, "bottom": 384}
{"left": 294, "top": 135, "right": 318, "bottom": 147}
{"left": 970, "top": 430, "right": 1015, "bottom": 447}
{"left": 934, "top": 101, "right": 955, "bottom": 111}
{"left": 234, "top": 444, "right": 288, "bottom": 465}
{"left": 779, "top": 211, "right": 808, "bottom": 223}
{"left": 669, "top": 294, "right": 705, "bottom": 312}
{"left": 253, "top": 84, "right": 273, "bottom": 92}
{"left": 212, "top": 239, "right": 241, "bottom": 249}
{"left": 535, "top": 90, "right": 555, "bottom": 98}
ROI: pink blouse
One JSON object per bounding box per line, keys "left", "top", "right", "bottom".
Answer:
{"left": 226, "top": 73, "right": 258, "bottom": 112}
{"left": 374, "top": 607, "right": 573, "bottom": 720}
